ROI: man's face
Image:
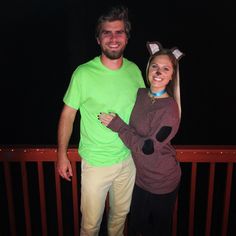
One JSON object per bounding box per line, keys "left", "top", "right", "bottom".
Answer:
{"left": 97, "top": 20, "right": 128, "bottom": 60}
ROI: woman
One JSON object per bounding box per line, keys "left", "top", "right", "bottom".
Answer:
{"left": 99, "top": 41, "right": 184, "bottom": 236}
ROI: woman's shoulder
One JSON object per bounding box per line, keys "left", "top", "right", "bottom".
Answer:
{"left": 137, "top": 88, "right": 148, "bottom": 96}
{"left": 163, "top": 97, "right": 179, "bottom": 110}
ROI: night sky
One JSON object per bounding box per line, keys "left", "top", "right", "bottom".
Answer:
{"left": 1, "top": 0, "right": 236, "bottom": 145}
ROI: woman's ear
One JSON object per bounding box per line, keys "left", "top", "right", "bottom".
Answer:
{"left": 146, "top": 41, "right": 162, "bottom": 55}
{"left": 171, "top": 48, "right": 184, "bottom": 60}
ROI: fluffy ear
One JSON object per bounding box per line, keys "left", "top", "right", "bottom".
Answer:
{"left": 171, "top": 47, "right": 184, "bottom": 60}
{"left": 146, "top": 41, "right": 162, "bottom": 55}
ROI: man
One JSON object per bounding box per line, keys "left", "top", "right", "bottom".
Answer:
{"left": 57, "top": 5, "right": 145, "bottom": 236}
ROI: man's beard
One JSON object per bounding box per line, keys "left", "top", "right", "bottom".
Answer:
{"left": 102, "top": 48, "right": 125, "bottom": 60}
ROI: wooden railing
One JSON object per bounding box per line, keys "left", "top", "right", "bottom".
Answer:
{"left": 0, "top": 145, "right": 235, "bottom": 236}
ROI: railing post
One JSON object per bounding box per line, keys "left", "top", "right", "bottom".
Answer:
{"left": 221, "top": 163, "right": 233, "bottom": 236}
{"left": 55, "top": 162, "right": 64, "bottom": 236}
{"left": 205, "top": 163, "right": 215, "bottom": 236}
{"left": 189, "top": 162, "right": 197, "bottom": 236}
{"left": 38, "top": 161, "right": 47, "bottom": 236}
{"left": 71, "top": 161, "right": 79, "bottom": 236}
{"left": 3, "top": 161, "right": 17, "bottom": 236}
{"left": 21, "top": 161, "right": 32, "bottom": 236}
{"left": 172, "top": 195, "right": 178, "bottom": 236}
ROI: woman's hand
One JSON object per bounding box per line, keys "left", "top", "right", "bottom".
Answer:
{"left": 98, "top": 112, "right": 116, "bottom": 126}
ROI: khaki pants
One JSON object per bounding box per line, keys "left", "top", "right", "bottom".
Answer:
{"left": 80, "top": 157, "right": 136, "bottom": 236}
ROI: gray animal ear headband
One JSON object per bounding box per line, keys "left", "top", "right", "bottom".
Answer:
{"left": 146, "top": 41, "right": 184, "bottom": 60}
{"left": 146, "top": 41, "right": 184, "bottom": 118}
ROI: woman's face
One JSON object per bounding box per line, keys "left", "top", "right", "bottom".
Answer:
{"left": 148, "top": 54, "right": 174, "bottom": 92}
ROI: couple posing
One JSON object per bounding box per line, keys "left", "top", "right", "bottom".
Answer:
{"left": 57, "top": 4, "right": 184, "bottom": 236}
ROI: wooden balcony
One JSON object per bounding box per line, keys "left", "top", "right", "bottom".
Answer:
{"left": 0, "top": 145, "right": 235, "bottom": 236}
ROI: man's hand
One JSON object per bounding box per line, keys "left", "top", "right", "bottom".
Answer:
{"left": 57, "top": 155, "right": 73, "bottom": 181}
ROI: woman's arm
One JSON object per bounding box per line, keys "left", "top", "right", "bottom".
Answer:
{"left": 99, "top": 107, "right": 180, "bottom": 155}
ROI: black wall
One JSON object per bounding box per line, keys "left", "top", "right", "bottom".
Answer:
{"left": 1, "top": 0, "right": 236, "bottom": 145}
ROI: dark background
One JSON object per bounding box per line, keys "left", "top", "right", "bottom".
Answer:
{"left": 1, "top": 2, "right": 236, "bottom": 236}
{"left": 1, "top": 0, "right": 236, "bottom": 145}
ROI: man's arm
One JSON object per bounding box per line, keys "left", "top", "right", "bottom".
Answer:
{"left": 57, "top": 104, "right": 77, "bottom": 181}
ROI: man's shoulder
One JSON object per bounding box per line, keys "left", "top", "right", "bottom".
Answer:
{"left": 123, "top": 58, "right": 142, "bottom": 76}
{"left": 72, "top": 57, "right": 100, "bottom": 76}
{"left": 123, "top": 57, "right": 138, "bottom": 67}
{"left": 75, "top": 57, "right": 99, "bottom": 70}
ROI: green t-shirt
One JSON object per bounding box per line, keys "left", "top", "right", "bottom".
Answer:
{"left": 63, "top": 56, "right": 145, "bottom": 166}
